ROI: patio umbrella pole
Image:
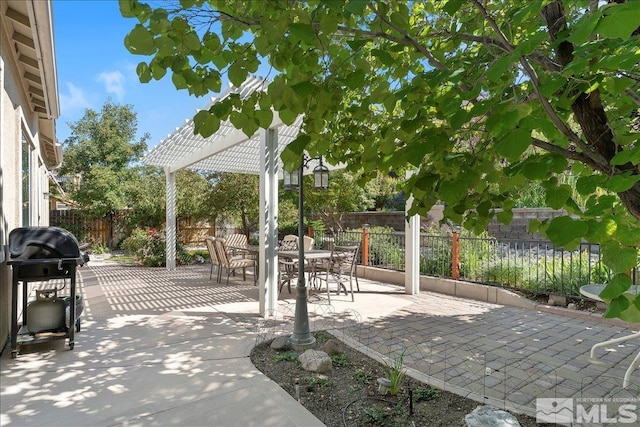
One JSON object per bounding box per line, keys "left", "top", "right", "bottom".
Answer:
{"left": 290, "top": 158, "right": 316, "bottom": 350}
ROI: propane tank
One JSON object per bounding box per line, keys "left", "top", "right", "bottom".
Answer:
{"left": 27, "top": 289, "right": 66, "bottom": 333}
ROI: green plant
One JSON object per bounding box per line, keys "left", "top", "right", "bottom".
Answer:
{"left": 384, "top": 351, "right": 406, "bottom": 396}
{"left": 302, "top": 375, "right": 329, "bottom": 389}
{"left": 272, "top": 351, "right": 298, "bottom": 363}
{"left": 330, "top": 353, "right": 352, "bottom": 367}
{"left": 187, "top": 248, "right": 209, "bottom": 259}
{"left": 354, "top": 369, "right": 369, "bottom": 388}
{"left": 414, "top": 386, "right": 441, "bottom": 402}
{"left": 360, "top": 226, "right": 403, "bottom": 270}
{"left": 90, "top": 243, "right": 110, "bottom": 255}
{"left": 539, "top": 250, "right": 612, "bottom": 296}
{"left": 121, "top": 227, "right": 190, "bottom": 267}
{"left": 313, "top": 331, "right": 331, "bottom": 343}
{"left": 310, "top": 219, "right": 325, "bottom": 236}
{"left": 362, "top": 405, "right": 392, "bottom": 426}
{"left": 483, "top": 261, "right": 527, "bottom": 288}
{"left": 362, "top": 402, "right": 410, "bottom": 427}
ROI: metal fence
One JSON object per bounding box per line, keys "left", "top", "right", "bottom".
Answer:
{"left": 318, "top": 230, "right": 638, "bottom": 298}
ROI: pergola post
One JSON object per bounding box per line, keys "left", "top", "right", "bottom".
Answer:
{"left": 259, "top": 127, "right": 279, "bottom": 316}
{"left": 405, "top": 169, "right": 419, "bottom": 294}
{"left": 165, "top": 167, "right": 177, "bottom": 270}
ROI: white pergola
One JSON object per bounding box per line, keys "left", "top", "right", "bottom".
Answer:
{"left": 143, "top": 76, "right": 421, "bottom": 316}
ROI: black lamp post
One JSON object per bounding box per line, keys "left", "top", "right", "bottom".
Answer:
{"left": 283, "top": 155, "right": 329, "bottom": 350}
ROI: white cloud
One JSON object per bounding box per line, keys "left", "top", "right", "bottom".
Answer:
{"left": 97, "top": 70, "right": 126, "bottom": 101}
{"left": 59, "top": 82, "right": 91, "bottom": 114}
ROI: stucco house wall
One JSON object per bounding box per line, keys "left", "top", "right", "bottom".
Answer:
{"left": 1, "top": 0, "right": 61, "bottom": 353}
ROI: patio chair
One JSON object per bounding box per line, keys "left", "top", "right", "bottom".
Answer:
{"left": 278, "top": 235, "right": 299, "bottom": 293}
{"left": 278, "top": 254, "right": 298, "bottom": 294}
{"left": 214, "top": 238, "right": 256, "bottom": 285}
{"left": 225, "top": 233, "right": 249, "bottom": 257}
{"left": 314, "top": 245, "right": 359, "bottom": 303}
{"left": 303, "top": 235, "right": 314, "bottom": 250}
{"left": 278, "top": 235, "right": 315, "bottom": 293}
{"left": 341, "top": 241, "right": 361, "bottom": 291}
{"left": 280, "top": 234, "right": 298, "bottom": 250}
{"left": 205, "top": 236, "right": 221, "bottom": 282}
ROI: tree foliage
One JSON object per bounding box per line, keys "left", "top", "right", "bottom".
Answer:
{"left": 60, "top": 100, "right": 148, "bottom": 177}
{"left": 304, "top": 170, "right": 376, "bottom": 233}
{"left": 60, "top": 100, "right": 149, "bottom": 217}
{"left": 177, "top": 169, "right": 215, "bottom": 221}
{"left": 121, "top": 0, "right": 640, "bottom": 321}
{"left": 206, "top": 172, "right": 260, "bottom": 236}
{"left": 120, "top": 165, "right": 166, "bottom": 232}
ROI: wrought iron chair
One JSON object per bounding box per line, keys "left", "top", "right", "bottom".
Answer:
{"left": 314, "top": 245, "right": 359, "bottom": 303}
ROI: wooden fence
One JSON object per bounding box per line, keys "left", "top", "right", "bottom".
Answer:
{"left": 50, "top": 210, "right": 113, "bottom": 245}
{"left": 49, "top": 210, "right": 215, "bottom": 246}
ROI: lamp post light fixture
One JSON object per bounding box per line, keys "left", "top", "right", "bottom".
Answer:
{"left": 313, "top": 157, "right": 329, "bottom": 190}
{"left": 284, "top": 155, "right": 329, "bottom": 350}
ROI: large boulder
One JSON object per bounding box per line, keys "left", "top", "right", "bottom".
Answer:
{"left": 299, "top": 349, "right": 332, "bottom": 373}
{"left": 465, "top": 405, "right": 521, "bottom": 427}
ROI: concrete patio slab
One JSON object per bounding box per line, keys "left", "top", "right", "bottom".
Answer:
{"left": 2, "top": 262, "right": 639, "bottom": 426}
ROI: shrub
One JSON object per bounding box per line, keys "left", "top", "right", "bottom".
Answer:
{"left": 90, "top": 243, "right": 110, "bottom": 255}
{"left": 538, "top": 250, "right": 611, "bottom": 296}
{"left": 121, "top": 227, "right": 190, "bottom": 267}
{"left": 364, "top": 226, "right": 403, "bottom": 269}
{"left": 482, "top": 261, "right": 527, "bottom": 288}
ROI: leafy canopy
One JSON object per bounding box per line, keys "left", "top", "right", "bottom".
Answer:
{"left": 121, "top": 0, "right": 640, "bottom": 321}
{"left": 59, "top": 101, "right": 150, "bottom": 218}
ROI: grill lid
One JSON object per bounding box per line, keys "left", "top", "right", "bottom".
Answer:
{"left": 9, "top": 226, "right": 82, "bottom": 259}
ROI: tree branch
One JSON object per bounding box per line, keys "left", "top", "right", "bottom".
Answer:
{"left": 454, "top": 32, "right": 562, "bottom": 72}
{"left": 365, "top": 2, "right": 449, "bottom": 72}
{"left": 471, "top": 0, "right": 611, "bottom": 171}
{"left": 531, "top": 137, "right": 595, "bottom": 164}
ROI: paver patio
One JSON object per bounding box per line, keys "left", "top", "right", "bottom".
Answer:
{"left": 1, "top": 261, "right": 638, "bottom": 425}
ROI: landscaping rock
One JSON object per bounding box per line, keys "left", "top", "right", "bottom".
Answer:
{"left": 548, "top": 294, "right": 567, "bottom": 306}
{"left": 323, "top": 338, "right": 343, "bottom": 355}
{"left": 567, "top": 302, "right": 577, "bottom": 310}
{"left": 465, "top": 405, "right": 521, "bottom": 427}
{"left": 270, "top": 335, "right": 291, "bottom": 350}
{"left": 299, "top": 349, "right": 332, "bottom": 373}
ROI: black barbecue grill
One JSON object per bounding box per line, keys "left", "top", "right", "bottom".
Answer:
{"left": 7, "top": 226, "right": 89, "bottom": 358}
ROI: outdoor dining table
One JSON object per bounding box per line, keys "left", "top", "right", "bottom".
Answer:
{"left": 278, "top": 249, "right": 333, "bottom": 289}
{"left": 579, "top": 284, "right": 640, "bottom": 388}
{"left": 278, "top": 249, "right": 332, "bottom": 262}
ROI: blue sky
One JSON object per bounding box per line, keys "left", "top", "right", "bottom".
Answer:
{"left": 53, "top": 0, "right": 209, "bottom": 151}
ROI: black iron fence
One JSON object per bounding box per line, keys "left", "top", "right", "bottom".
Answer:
{"left": 315, "top": 229, "right": 638, "bottom": 298}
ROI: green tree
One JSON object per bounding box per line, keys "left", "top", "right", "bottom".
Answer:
{"left": 121, "top": 1, "right": 640, "bottom": 321}
{"left": 60, "top": 100, "right": 148, "bottom": 178}
{"left": 368, "top": 172, "right": 404, "bottom": 211}
{"left": 177, "top": 169, "right": 215, "bottom": 222}
{"left": 121, "top": 167, "right": 215, "bottom": 237}
{"left": 304, "top": 170, "right": 375, "bottom": 233}
{"left": 60, "top": 100, "right": 150, "bottom": 247}
{"left": 121, "top": 165, "right": 166, "bottom": 233}
{"left": 207, "top": 173, "right": 260, "bottom": 237}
